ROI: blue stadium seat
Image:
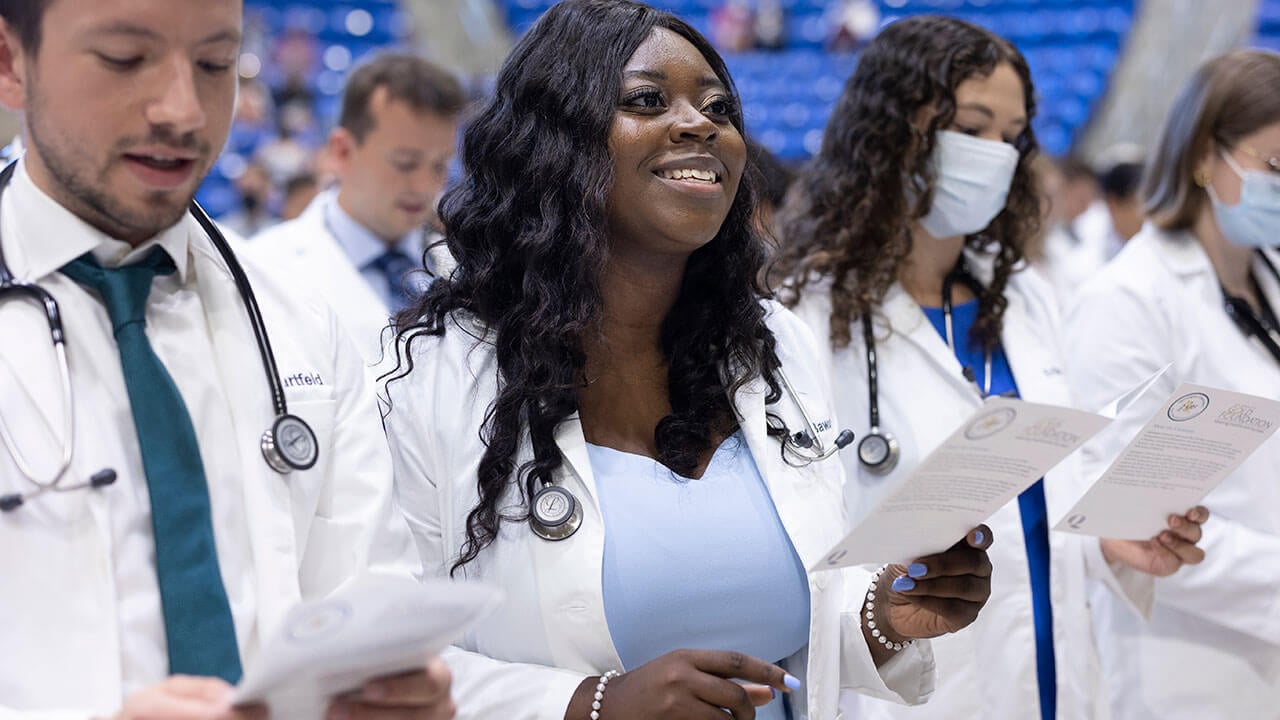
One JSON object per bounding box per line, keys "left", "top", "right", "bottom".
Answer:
{"left": 211, "top": 0, "right": 1143, "bottom": 220}
{"left": 1253, "top": 0, "right": 1280, "bottom": 49}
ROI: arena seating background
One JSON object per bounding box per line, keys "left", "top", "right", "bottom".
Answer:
{"left": 1257, "top": 0, "right": 1280, "bottom": 51}
{"left": 197, "top": 0, "right": 1270, "bottom": 219}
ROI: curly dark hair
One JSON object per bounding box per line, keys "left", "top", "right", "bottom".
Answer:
{"left": 771, "top": 15, "right": 1040, "bottom": 352}
{"left": 384, "top": 0, "right": 782, "bottom": 573}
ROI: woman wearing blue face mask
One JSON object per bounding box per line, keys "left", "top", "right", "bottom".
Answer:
{"left": 772, "top": 15, "right": 1209, "bottom": 720}
{"left": 1062, "top": 49, "right": 1280, "bottom": 720}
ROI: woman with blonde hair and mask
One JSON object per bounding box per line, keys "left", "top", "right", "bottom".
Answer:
{"left": 773, "top": 15, "right": 1209, "bottom": 720}
{"left": 1063, "top": 49, "right": 1280, "bottom": 720}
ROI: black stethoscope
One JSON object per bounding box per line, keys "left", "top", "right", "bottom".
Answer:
{"left": 1222, "top": 250, "right": 1280, "bottom": 366}
{"left": 528, "top": 367, "right": 855, "bottom": 541}
{"left": 856, "top": 267, "right": 992, "bottom": 476}
{"left": 0, "top": 161, "right": 319, "bottom": 513}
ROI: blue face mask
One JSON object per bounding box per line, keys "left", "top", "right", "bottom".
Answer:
{"left": 1208, "top": 150, "right": 1280, "bottom": 249}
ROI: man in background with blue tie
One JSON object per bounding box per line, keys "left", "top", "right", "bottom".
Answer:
{"left": 0, "top": 1, "right": 455, "bottom": 718}
{"left": 250, "top": 54, "right": 466, "bottom": 364}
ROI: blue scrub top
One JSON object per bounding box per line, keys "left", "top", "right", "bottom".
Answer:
{"left": 923, "top": 299, "right": 1057, "bottom": 720}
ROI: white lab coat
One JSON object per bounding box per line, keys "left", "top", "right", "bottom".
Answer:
{"left": 247, "top": 192, "right": 454, "bottom": 365}
{"left": 0, "top": 169, "right": 419, "bottom": 718}
{"left": 382, "top": 302, "right": 938, "bottom": 720}
{"left": 1063, "top": 225, "right": 1280, "bottom": 720}
{"left": 1036, "top": 203, "right": 1123, "bottom": 310}
{"left": 791, "top": 252, "right": 1147, "bottom": 720}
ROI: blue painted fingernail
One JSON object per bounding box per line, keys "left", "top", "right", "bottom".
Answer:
{"left": 784, "top": 673, "right": 802, "bottom": 691}
{"left": 771, "top": 687, "right": 777, "bottom": 699}
{"left": 907, "top": 563, "right": 927, "bottom": 578}
{"left": 892, "top": 576, "right": 916, "bottom": 592}
{"left": 974, "top": 530, "right": 986, "bottom": 545}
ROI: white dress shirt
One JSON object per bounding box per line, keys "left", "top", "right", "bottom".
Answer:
{"left": 248, "top": 192, "right": 453, "bottom": 365}
{"left": 324, "top": 193, "right": 432, "bottom": 311}
{"left": 8, "top": 168, "right": 259, "bottom": 695}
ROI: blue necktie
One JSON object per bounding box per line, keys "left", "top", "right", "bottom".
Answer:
{"left": 60, "top": 249, "right": 242, "bottom": 683}
{"left": 371, "top": 249, "right": 421, "bottom": 313}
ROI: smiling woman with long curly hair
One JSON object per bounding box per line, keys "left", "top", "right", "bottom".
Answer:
{"left": 384, "top": 0, "right": 776, "bottom": 573}
{"left": 380, "top": 2, "right": 997, "bottom": 718}
{"left": 774, "top": 15, "right": 1209, "bottom": 720}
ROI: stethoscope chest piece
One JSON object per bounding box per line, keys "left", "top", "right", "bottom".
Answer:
{"left": 857, "top": 427, "right": 899, "bottom": 475}
{"left": 529, "top": 484, "right": 582, "bottom": 541}
{"left": 261, "top": 413, "right": 319, "bottom": 473}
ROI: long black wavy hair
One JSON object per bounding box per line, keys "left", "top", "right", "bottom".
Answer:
{"left": 384, "top": 0, "right": 782, "bottom": 572}
{"left": 772, "top": 15, "right": 1040, "bottom": 351}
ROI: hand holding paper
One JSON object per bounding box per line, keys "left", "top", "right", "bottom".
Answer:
{"left": 1056, "top": 383, "right": 1280, "bottom": 540}
{"left": 232, "top": 573, "right": 500, "bottom": 718}
{"left": 1098, "top": 505, "right": 1209, "bottom": 576}
{"left": 875, "top": 525, "right": 994, "bottom": 644}
{"left": 816, "top": 396, "right": 1110, "bottom": 570}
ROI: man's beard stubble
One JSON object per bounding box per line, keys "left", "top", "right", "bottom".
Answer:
{"left": 24, "top": 96, "right": 207, "bottom": 243}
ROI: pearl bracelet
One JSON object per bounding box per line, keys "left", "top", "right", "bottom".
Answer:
{"left": 589, "top": 670, "right": 621, "bottom": 720}
{"left": 865, "top": 564, "right": 911, "bottom": 652}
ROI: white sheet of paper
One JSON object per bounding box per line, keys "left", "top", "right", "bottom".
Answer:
{"left": 814, "top": 397, "right": 1111, "bottom": 571}
{"left": 1055, "top": 383, "right": 1280, "bottom": 539}
{"left": 232, "top": 573, "right": 501, "bottom": 716}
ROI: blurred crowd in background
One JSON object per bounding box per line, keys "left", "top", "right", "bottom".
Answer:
{"left": 1, "top": 0, "right": 1265, "bottom": 283}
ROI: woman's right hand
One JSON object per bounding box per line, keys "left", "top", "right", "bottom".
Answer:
{"left": 564, "top": 649, "right": 795, "bottom": 720}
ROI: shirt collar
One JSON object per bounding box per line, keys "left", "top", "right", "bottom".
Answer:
{"left": 4, "top": 159, "right": 193, "bottom": 282}
{"left": 324, "top": 190, "right": 423, "bottom": 269}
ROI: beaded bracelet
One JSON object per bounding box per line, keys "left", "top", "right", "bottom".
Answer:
{"left": 865, "top": 564, "right": 912, "bottom": 652}
{"left": 589, "top": 670, "right": 621, "bottom": 720}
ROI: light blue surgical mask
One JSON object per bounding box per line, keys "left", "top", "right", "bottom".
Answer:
{"left": 1208, "top": 150, "right": 1280, "bottom": 249}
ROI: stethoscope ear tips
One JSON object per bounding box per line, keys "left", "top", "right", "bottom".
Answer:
{"left": 90, "top": 469, "right": 116, "bottom": 488}
{"left": 834, "top": 429, "right": 856, "bottom": 449}
{"left": 0, "top": 466, "right": 117, "bottom": 513}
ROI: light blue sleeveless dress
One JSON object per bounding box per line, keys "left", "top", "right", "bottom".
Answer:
{"left": 589, "top": 432, "right": 811, "bottom": 720}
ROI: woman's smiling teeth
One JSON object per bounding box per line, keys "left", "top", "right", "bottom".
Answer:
{"left": 657, "top": 168, "right": 720, "bottom": 183}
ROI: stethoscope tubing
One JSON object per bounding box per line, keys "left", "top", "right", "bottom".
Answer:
{"left": 187, "top": 201, "right": 291, "bottom": 419}
{"left": 1222, "top": 250, "right": 1280, "bottom": 366}
{"left": 0, "top": 159, "right": 314, "bottom": 511}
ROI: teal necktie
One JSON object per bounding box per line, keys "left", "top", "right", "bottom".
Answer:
{"left": 60, "top": 248, "right": 242, "bottom": 683}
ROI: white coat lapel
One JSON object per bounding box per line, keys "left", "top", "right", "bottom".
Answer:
{"left": 880, "top": 283, "right": 975, "bottom": 401}
{"left": 1000, "top": 283, "right": 1071, "bottom": 407}
{"left": 553, "top": 414, "right": 602, "bottom": 520}
{"left": 299, "top": 203, "right": 397, "bottom": 359}
{"left": 188, "top": 231, "right": 301, "bottom": 631}
{"left": 732, "top": 370, "right": 836, "bottom": 578}
{"left": 536, "top": 415, "right": 623, "bottom": 670}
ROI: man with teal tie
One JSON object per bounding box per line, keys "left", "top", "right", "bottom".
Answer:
{"left": 0, "top": 1, "right": 455, "bottom": 718}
